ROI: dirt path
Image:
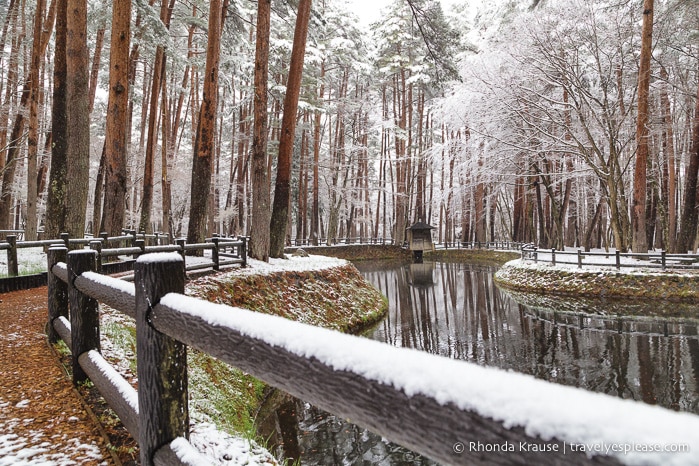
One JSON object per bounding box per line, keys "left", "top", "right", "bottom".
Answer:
{"left": 0, "top": 286, "right": 116, "bottom": 465}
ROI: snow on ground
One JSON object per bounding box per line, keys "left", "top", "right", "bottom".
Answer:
{"left": 518, "top": 247, "right": 699, "bottom": 275}
{"left": 0, "top": 426, "right": 107, "bottom": 466}
{"left": 0, "top": 247, "right": 47, "bottom": 276}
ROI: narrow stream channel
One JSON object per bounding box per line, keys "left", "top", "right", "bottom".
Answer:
{"left": 261, "top": 260, "right": 699, "bottom": 465}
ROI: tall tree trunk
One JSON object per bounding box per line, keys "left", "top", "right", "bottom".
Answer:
{"left": 87, "top": 24, "right": 105, "bottom": 114}
{"left": 660, "top": 66, "right": 677, "bottom": 252}
{"left": 24, "top": 0, "right": 47, "bottom": 241}
{"left": 92, "top": 145, "right": 106, "bottom": 235}
{"left": 677, "top": 81, "right": 699, "bottom": 252}
{"left": 311, "top": 60, "right": 325, "bottom": 245}
{"left": 269, "top": 0, "right": 312, "bottom": 258}
{"left": 45, "top": 0, "right": 68, "bottom": 238}
{"left": 140, "top": 0, "right": 173, "bottom": 234}
{"left": 187, "top": 0, "right": 223, "bottom": 246}
{"left": 63, "top": 0, "right": 91, "bottom": 237}
{"left": 101, "top": 0, "right": 130, "bottom": 236}
{"left": 250, "top": 0, "right": 272, "bottom": 261}
{"left": 0, "top": 0, "right": 55, "bottom": 230}
{"left": 631, "top": 0, "right": 653, "bottom": 252}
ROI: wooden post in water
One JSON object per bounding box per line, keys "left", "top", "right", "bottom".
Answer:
{"left": 135, "top": 253, "right": 188, "bottom": 466}
{"left": 67, "top": 250, "right": 99, "bottom": 385}
{"left": 47, "top": 246, "right": 68, "bottom": 344}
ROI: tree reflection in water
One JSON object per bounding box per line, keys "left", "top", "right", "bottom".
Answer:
{"left": 261, "top": 260, "right": 699, "bottom": 464}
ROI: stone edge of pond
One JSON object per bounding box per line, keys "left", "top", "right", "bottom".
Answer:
{"left": 495, "top": 259, "right": 699, "bottom": 303}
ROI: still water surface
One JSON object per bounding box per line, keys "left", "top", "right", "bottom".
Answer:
{"left": 264, "top": 260, "right": 699, "bottom": 464}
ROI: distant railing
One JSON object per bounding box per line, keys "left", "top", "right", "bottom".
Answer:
{"left": 520, "top": 245, "right": 699, "bottom": 271}
{"left": 0, "top": 232, "right": 246, "bottom": 289}
{"left": 289, "top": 237, "right": 524, "bottom": 251}
{"left": 290, "top": 236, "right": 394, "bottom": 246}
{"left": 46, "top": 251, "right": 699, "bottom": 466}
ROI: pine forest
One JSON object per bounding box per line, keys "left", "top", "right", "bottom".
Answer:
{"left": 0, "top": 0, "right": 697, "bottom": 260}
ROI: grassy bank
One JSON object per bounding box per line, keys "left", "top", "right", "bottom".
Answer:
{"left": 425, "top": 248, "right": 519, "bottom": 266}
{"left": 495, "top": 259, "right": 699, "bottom": 305}
{"left": 100, "top": 257, "right": 387, "bottom": 457}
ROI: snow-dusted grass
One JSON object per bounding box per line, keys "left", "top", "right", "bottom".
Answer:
{"left": 97, "top": 254, "right": 356, "bottom": 465}
{"left": 99, "top": 305, "right": 277, "bottom": 465}
{"left": 496, "top": 257, "right": 699, "bottom": 304}
{"left": 0, "top": 247, "right": 47, "bottom": 277}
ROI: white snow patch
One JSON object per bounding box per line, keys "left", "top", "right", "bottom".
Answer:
{"left": 82, "top": 271, "right": 136, "bottom": 296}
{"left": 136, "top": 251, "right": 183, "bottom": 264}
{"left": 189, "top": 423, "right": 277, "bottom": 465}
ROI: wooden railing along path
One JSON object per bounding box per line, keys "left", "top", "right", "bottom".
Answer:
{"left": 0, "top": 231, "right": 246, "bottom": 291}
{"left": 289, "top": 236, "right": 524, "bottom": 251}
{"left": 46, "top": 250, "right": 699, "bottom": 465}
{"left": 521, "top": 244, "right": 699, "bottom": 271}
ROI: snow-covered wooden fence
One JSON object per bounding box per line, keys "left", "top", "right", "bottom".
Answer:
{"left": 0, "top": 232, "right": 245, "bottom": 291}
{"left": 288, "top": 236, "right": 524, "bottom": 251}
{"left": 521, "top": 245, "right": 699, "bottom": 271}
{"left": 46, "top": 251, "right": 699, "bottom": 466}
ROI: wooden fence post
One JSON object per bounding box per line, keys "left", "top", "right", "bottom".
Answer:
{"left": 6, "top": 234, "right": 18, "bottom": 276}
{"left": 47, "top": 246, "right": 68, "bottom": 344}
{"left": 240, "top": 236, "right": 247, "bottom": 268}
{"left": 135, "top": 239, "right": 145, "bottom": 259}
{"left": 67, "top": 250, "right": 99, "bottom": 385}
{"left": 176, "top": 238, "right": 186, "bottom": 274}
{"left": 135, "top": 253, "right": 188, "bottom": 466}
{"left": 90, "top": 240, "right": 103, "bottom": 273}
{"left": 615, "top": 250, "right": 621, "bottom": 270}
{"left": 61, "top": 232, "right": 70, "bottom": 248}
{"left": 661, "top": 250, "right": 666, "bottom": 271}
{"left": 212, "top": 237, "right": 220, "bottom": 271}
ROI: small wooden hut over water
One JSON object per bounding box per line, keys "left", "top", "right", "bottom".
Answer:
{"left": 406, "top": 222, "right": 435, "bottom": 262}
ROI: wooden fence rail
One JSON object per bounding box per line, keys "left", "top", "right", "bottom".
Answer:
{"left": 46, "top": 251, "right": 699, "bottom": 465}
{"left": 0, "top": 232, "right": 246, "bottom": 288}
{"left": 521, "top": 245, "right": 699, "bottom": 271}
{"left": 288, "top": 236, "right": 525, "bottom": 251}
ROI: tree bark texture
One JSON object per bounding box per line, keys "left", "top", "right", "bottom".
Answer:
{"left": 102, "top": 0, "right": 131, "bottom": 237}
{"left": 187, "top": 0, "right": 223, "bottom": 246}
{"left": 631, "top": 0, "right": 653, "bottom": 253}
{"left": 45, "top": 0, "right": 68, "bottom": 239}
{"left": 250, "top": 0, "right": 272, "bottom": 261}
{"left": 269, "top": 0, "right": 313, "bottom": 258}
{"left": 64, "top": 0, "right": 91, "bottom": 237}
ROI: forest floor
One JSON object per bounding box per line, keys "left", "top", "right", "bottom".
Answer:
{"left": 0, "top": 286, "right": 128, "bottom": 465}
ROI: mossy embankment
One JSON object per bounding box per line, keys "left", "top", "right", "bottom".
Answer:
{"left": 425, "top": 248, "right": 519, "bottom": 266}
{"left": 495, "top": 259, "right": 699, "bottom": 304}
{"left": 188, "top": 262, "right": 388, "bottom": 333}
{"left": 182, "top": 258, "right": 388, "bottom": 442}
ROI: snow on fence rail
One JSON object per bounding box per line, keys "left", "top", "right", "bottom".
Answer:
{"left": 288, "top": 236, "right": 525, "bottom": 251}
{"left": 0, "top": 231, "right": 246, "bottom": 283}
{"left": 46, "top": 250, "right": 699, "bottom": 465}
{"left": 521, "top": 245, "right": 699, "bottom": 271}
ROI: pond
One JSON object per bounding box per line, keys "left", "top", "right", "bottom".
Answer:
{"left": 260, "top": 260, "right": 699, "bottom": 464}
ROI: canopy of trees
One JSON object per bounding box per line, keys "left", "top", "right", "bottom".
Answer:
{"left": 0, "top": 0, "right": 696, "bottom": 258}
